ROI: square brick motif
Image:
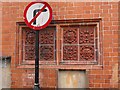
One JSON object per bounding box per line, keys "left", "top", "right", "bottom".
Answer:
{"left": 79, "top": 26, "right": 95, "bottom": 44}
{"left": 63, "top": 45, "right": 78, "bottom": 61}
{"left": 40, "top": 29, "right": 55, "bottom": 44}
{"left": 23, "top": 27, "right": 56, "bottom": 61}
{"left": 62, "top": 25, "right": 97, "bottom": 62}
{"left": 79, "top": 45, "right": 94, "bottom": 61}
{"left": 63, "top": 27, "right": 78, "bottom": 44}
{"left": 24, "top": 46, "right": 35, "bottom": 60}
{"left": 40, "top": 45, "right": 54, "bottom": 61}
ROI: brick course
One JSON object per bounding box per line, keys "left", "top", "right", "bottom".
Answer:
{"left": 2, "top": 1, "right": 119, "bottom": 88}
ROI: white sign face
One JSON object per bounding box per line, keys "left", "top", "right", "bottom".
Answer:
{"left": 27, "top": 3, "right": 50, "bottom": 26}
{"left": 24, "top": 2, "right": 52, "bottom": 30}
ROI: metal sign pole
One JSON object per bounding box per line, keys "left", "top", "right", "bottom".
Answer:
{"left": 23, "top": 2, "right": 52, "bottom": 89}
{"left": 34, "top": 30, "right": 40, "bottom": 90}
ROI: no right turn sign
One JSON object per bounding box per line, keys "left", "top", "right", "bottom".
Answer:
{"left": 23, "top": 2, "right": 52, "bottom": 30}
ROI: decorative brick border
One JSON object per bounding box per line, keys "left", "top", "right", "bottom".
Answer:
{"left": 16, "top": 18, "right": 103, "bottom": 70}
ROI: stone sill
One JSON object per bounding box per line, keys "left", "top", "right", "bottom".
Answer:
{"left": 16, "top": 64, "right": 103, "bottom": 70}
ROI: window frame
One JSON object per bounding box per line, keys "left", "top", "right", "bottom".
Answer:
{"left": 16, "top": 19, "right": 102, "bottom": 68}
{"left": 59, "top": 23, "right": 100, "bottom": 65}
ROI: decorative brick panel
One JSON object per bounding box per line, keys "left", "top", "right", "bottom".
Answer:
{"left": 63, "top": 27, "right": 78, "bottom": 44}
{"left": 19, "top": 26, "right": 56, "bottom": 64}
{"left": 40, "top": 45, "right": 54, "bottom": 61}
{"left": 63, "top": 45, "right": 78, "bottom": 61}
{"left": 25, "top": 30, "right": 35, "bottom": 45}
{"left": 25, "top": 46, "right": 35, "bottom": 60}
{"left": 2, "top": 1, "right": 118, "bottom": 88}
{"left": 79, "top": 26, "right": 95, "bottom": 44}
{"left": 23, "top": 29, "right": 36, "bottom": 60}
{"left": 39, "top": 27, "right": 56, "bottom": 62}
{"left": 80, "top": 45, "right": 94, "bottom": 61}
{"left": 40, "top": 29, "right": 55, "bottom": 44}
{"left": 61, "top": 24, "right": 98, "bottom": 64}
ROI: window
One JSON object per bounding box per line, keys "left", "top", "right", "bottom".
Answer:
{"left": 60, "top": 24, "right": 99, "bottom": 64}
{"left": 16, "top": 19, "right": 101, "bottom": 66}
{"left": 17, "top": 26, "right": 56, "bottom": 65}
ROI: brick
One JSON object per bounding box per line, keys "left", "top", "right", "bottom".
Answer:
{"left": 94, "top": 79, "right": 105, "bottom": 83}
{"left": 89, "top": 70, "right": 103, "bottom": 75}
{"left": 74, "top": 2, "right": 85, "bottom": 7}
{"left": 94, "top": 84, "right": 101, "bottom": 87}
{"left": 89, "top": 84, "right": 94, "bottom": 88}
{"left": 1, "top": 2, "right": 119, "bottom": 89}
{"left": 102, "top": 83, "right": 111, "bottom": 88}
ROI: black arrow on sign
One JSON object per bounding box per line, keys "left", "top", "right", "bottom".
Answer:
{"left": 33, "top": 9, "right": 47, "bottom": 25}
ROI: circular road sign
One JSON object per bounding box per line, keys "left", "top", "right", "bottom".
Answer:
{"left": 23, "top": 2, "right": 52, "bottom": 30}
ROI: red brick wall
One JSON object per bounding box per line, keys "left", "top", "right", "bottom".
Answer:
{"left": 2, "top": 2, "right": 119, "bottom": 88}
{"left": 118, "top": 1, "right": 120, "bottom": 88}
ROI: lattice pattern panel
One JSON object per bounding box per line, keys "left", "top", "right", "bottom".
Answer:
{"left": 25, "top": 30, "right": 36, "bottom": 45}
{"left": 63, "top": 45, "right": 78, "bottom": 61}
{"left": 79, "top": 26, "right": 94, "bottom": 44}
{"left": 40, "top": 29, "right": 55, "bottom": 44}
{"left": 23, "top": 29, "right": 35, "bottom": 60}
{"left": 39, "top": 28, "right": 56, "bottom": 61}
{"left": 40, "top": 46, "right": 54, "bottom": 61}
{"left": 25, "top": 46, "right": 35, "bottom": 60}
{"left": 23, "top": 27, "right": 56, "bottom": 62}
{"left": 63, "top": 27, "right": 78, "bottom": 44}
{"left": 80, "top": 46, "right": 94, "bottom": 61}
{"left": 62, "top": 25, "right": 98, "bottom": 62}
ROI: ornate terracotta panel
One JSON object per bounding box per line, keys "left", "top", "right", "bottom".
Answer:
{"left": 25, "top": 46, "right": 35, "bottom": 60}
{"left": 39, "top": 27, "right": 56, "bottom": 61}
{"left": 40, "top": 46, "right": 54, "bottom": 61}
{"left": 40, "top": 29, "right": 55, "bottom": 44}
{"left": 63, "top": 46, "right": 78, "bottom": 61}
{"left": 62, "top": 25, "right": 97, "bottom": 63}
{"left": 79, "top": 26, "right": 94, "bottom": 44}
{"left": 25, "top": 30, "right": 35, "bottom": 45}
{"left": 23, "top": 27, "right": 56, "bottom": 62}
{"left": 63, "top": 27, "right": 78, "bottom": 44}
{"left": 79, "top": 45, "right": 94, "bottom": 61}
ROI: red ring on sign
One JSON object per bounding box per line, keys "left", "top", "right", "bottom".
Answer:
{"left": 23, "top": 2, "right": 52, "bottom": 30}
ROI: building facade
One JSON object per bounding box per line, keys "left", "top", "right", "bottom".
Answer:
{"left": 1, "top": 1, "right": 120, "bottom": 88}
